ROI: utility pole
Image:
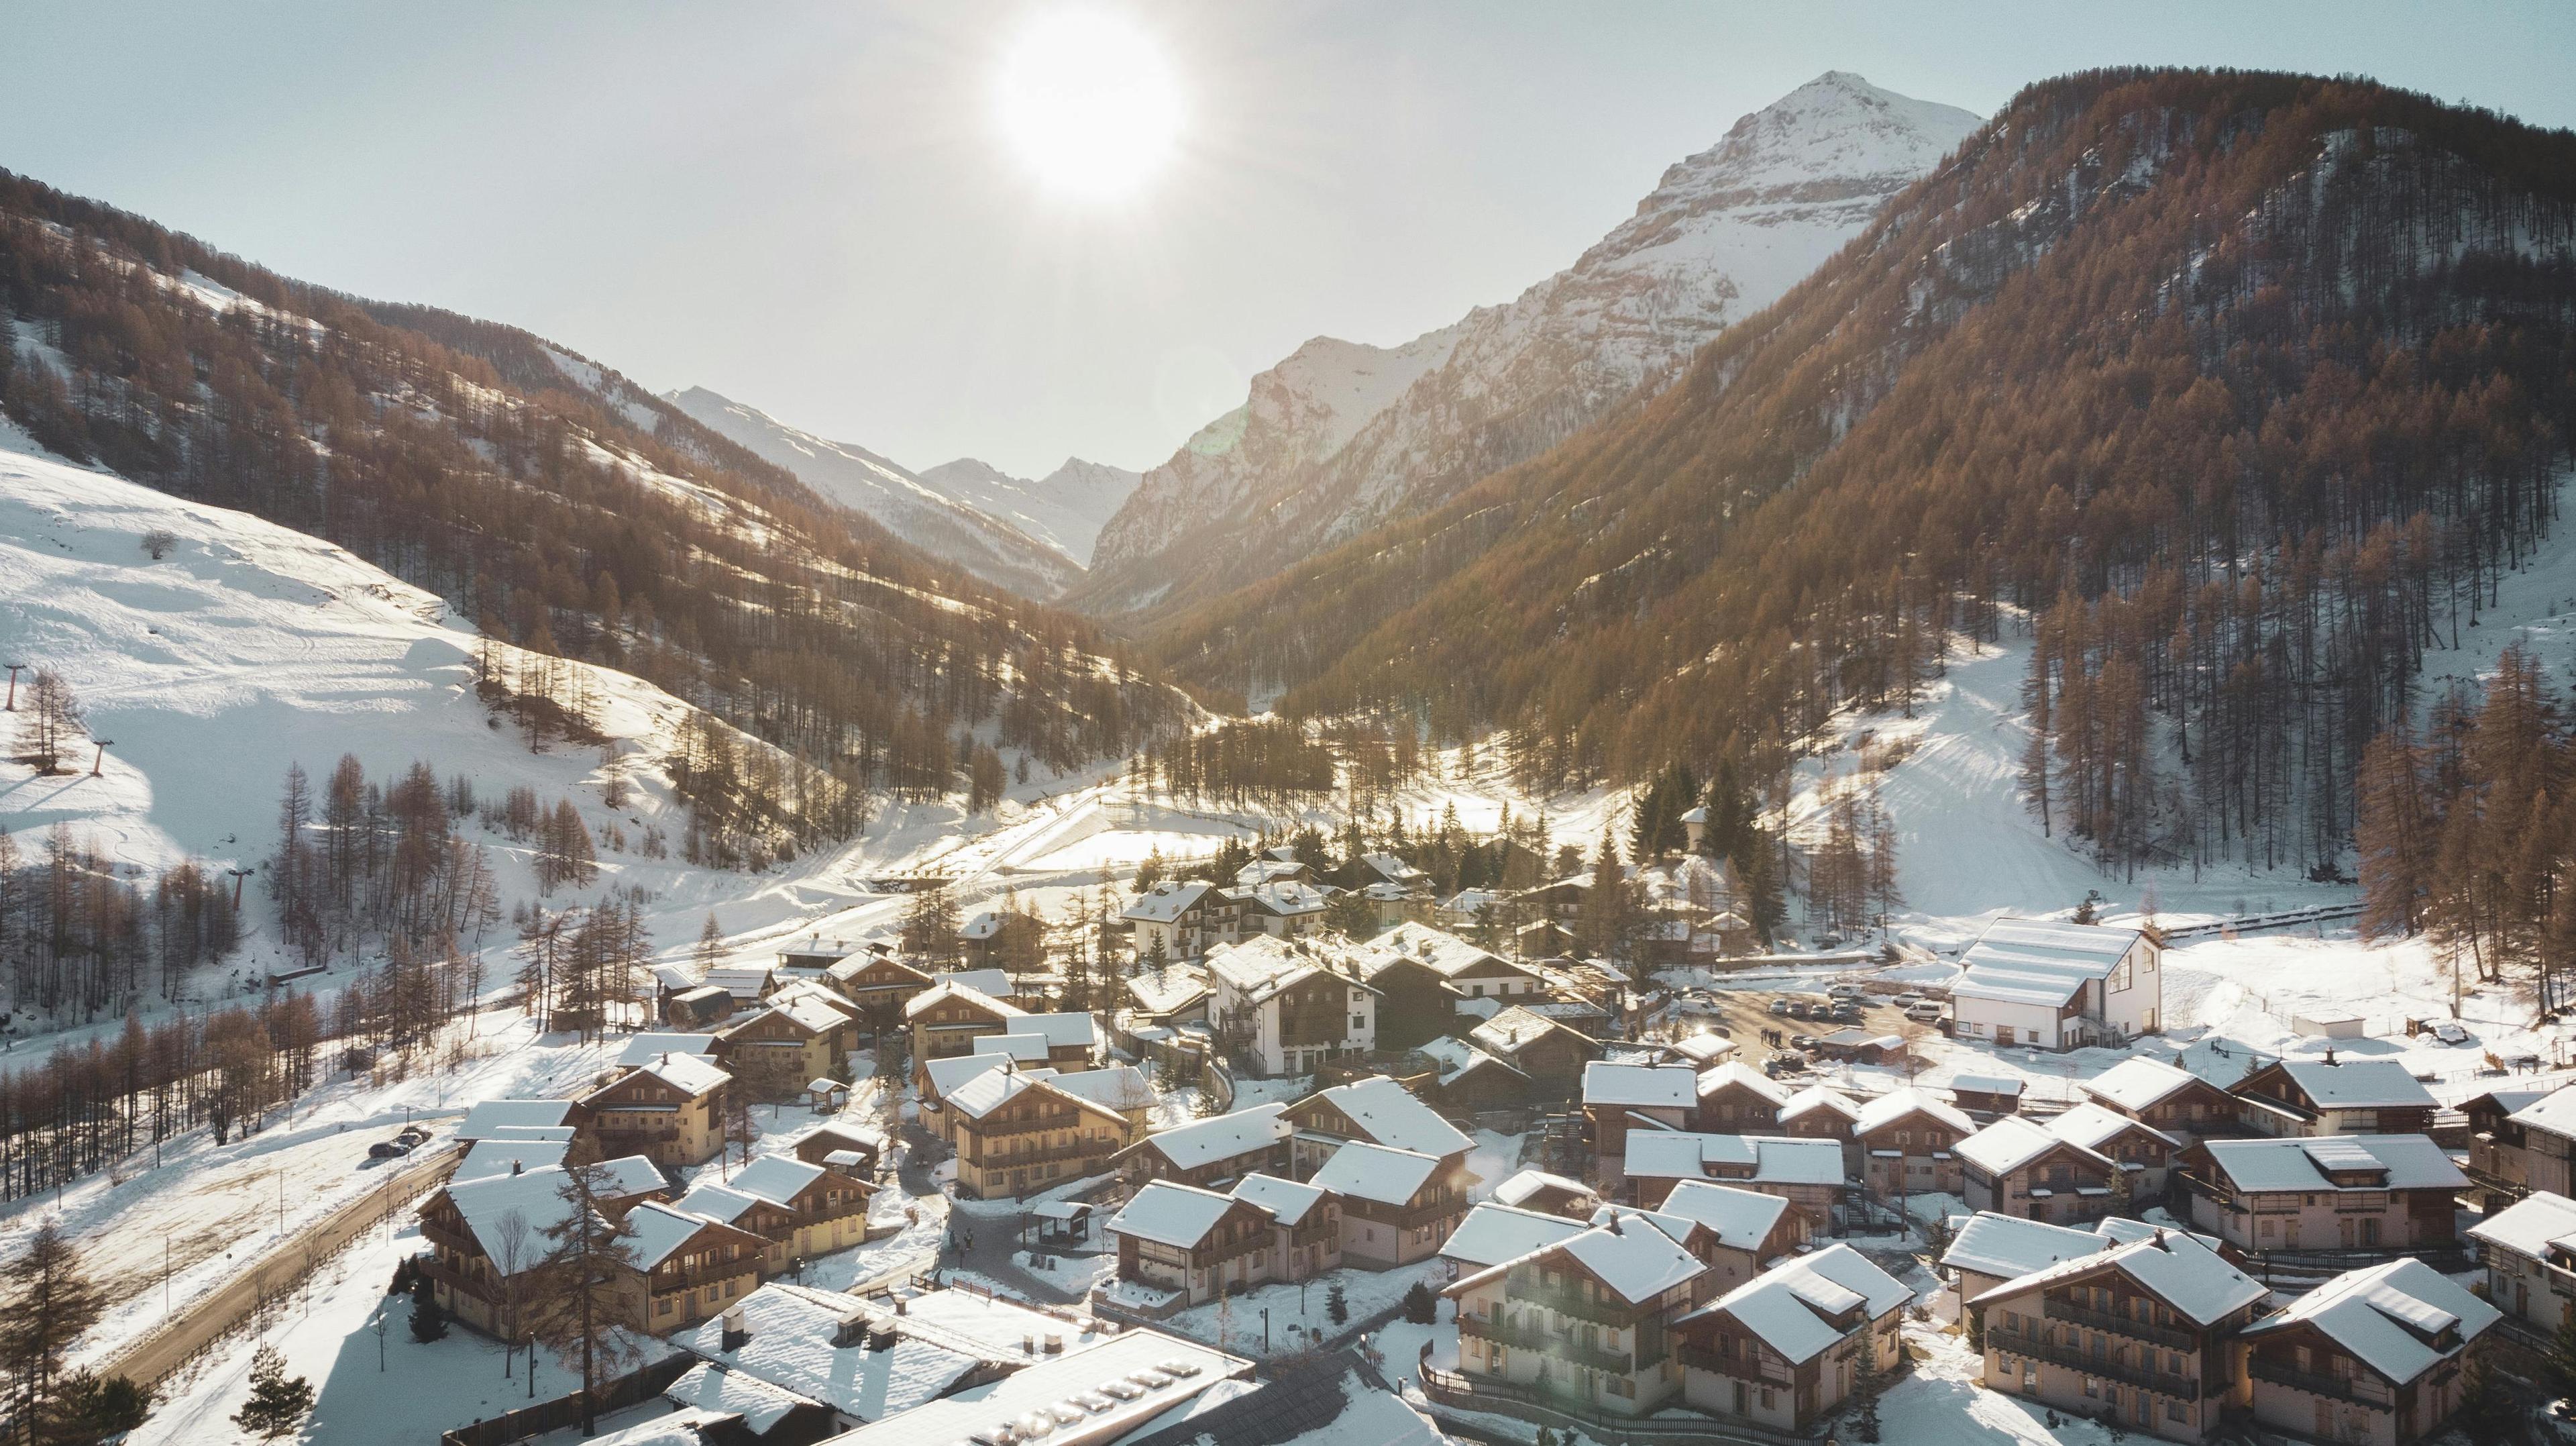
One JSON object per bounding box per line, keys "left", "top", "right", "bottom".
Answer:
{"left": 1, "top": 663, "right": 19, "bottom": 711}
{"left": 229, "top": 866, "right": 252, "bottom": 911}
{"left": 89, "top": 737, "right": 113, "bottom": 777}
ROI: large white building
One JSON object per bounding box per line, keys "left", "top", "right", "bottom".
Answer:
{"left": 1947, "top": 918, "right": 2161, "bottom": 1051}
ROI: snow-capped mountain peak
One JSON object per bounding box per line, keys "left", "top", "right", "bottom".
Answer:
{"left": 1073, "top": 72, "right": 1982, "bottom": 618}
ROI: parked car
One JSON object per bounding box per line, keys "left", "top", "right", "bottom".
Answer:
{"left": 1765, "top": 1052, "right": 1810, "bottom": 1077}
{"left": 1828, "top": 1002, "right": 1864, "bottom": 1022}
{"left": 1786, "top": 1000, "right": 1817, "bottom": 1019}
{"left": 1790, "top": 1033, "right": 1819, "bottom": 1050}
{"left": 2430, "top": 1021, "right": 2472, "bottom": 1045}
{"left": 368, "top": 1137, "right": 417, "bottom": 1160}
{"left": 1904, "top": 1000, "right": 1945, "bottom": 1024}
{"left": 1893, "top": 991, "right": 1926, "bottom": 1008}
{"left": 1768, "top": 998, "right": 1792, "bottom": 1016}
{"left": 1827, "top": 983, "right": 1868, "bottom": 1000}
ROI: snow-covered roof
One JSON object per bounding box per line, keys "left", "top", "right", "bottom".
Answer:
{"left": 958, "top": 911, "right": 1004, "bottom": 941}
{"left": 1470, "top": 1006, "right": 1579, "bottom": 1055}
{"left": 663, "top": 1361, "right": 815, "bottom": 1436}
{"left": 1654, "top": 1180, "right": 1795, "bottom": 1250}
{"left": 1234, "top": 858, "right": 1307, "bottom": 888}
{"left": 1132, "top": 1102, "right": 1293, "bottom": 1172}
{"left": 455, "top": 1137, "right": 572, "bottom": 1182}
{"left": 678, "top": 1284, "right": 991, "bottom": 1423}
{"left": 1361, "top": 923, "right": 1529, "bottom": 980}
{"left": 1440, "top": 1202, "right": 1588, "bottom": 1270}
{"left": 610, "top": 1049, "right": 733, "bottom": 1099}
{"left": 1017, "top": 1011, "right": 1099, "bottom": 1051}
{"left": 777, "top": 934, "right": 861, "bottom": 963}
{"left": 2506, "top": 1084, "right": 2576, "bottom": 1137}
{"left": 1230, "top": 1172, "right": 1333, "bottom": 1228}
{"left": 1952, "top": 918, "right": 2144, "bottom": 1007}
{"left": 1491, "top": 1169, "right": 1594, "bottom": 1210}
{"left": 1688, "top": 1244, "right": 1909, "bottom": 1363}
{"left": 1108, "top": 1180, "right": 1242, "bottom": 1249}
{"left": 815, "top": 1325, "right": 1248, "bottom": 1446}
{"left": 443, "top": 1156, "right": 666, "bottom": 1263}
{"left": 1360, "top": 851, "right": 1430, "bottom": 886}
{"left": 1945, "top": 1072, "right": 2025, "bottom": 1099}
{"left": 626, "top": 1199, "right": 739, "bottom": 1271}
{"left": 1126, "top": 964, "right": 1212, "bottom": 1016}
{"left": 970, "top": 1031, "right": 1051, "bottom": 1064}
{"left": 1954, "top": 1116, "right": 2106, "bottom": 1176}
{"left": 2240, "top": 1258, "right": 2500, "bottom": 1384}
{"left": 947, "top": 1065, "right": 1107, "bottom": 1124}
{"left": 613, "top": 1033, "right": 718, "bottom": 1066}
{"left": 2198, "top": 1134, "right": 2465, "bottom": 1192}
{"left": 747, "top": 988, "right": 857, "bottom": 1036}
{"left": 1049, "top": 1064, "right": 1155, "bottom": 1115}
{"left": 932, "top": 967, "right": 1016, "bottom": 996}
{"left": 922, "top": 1051, "right": 1014, "bottom": 1098}
{"left": 1307, "top": 1141, "right": 1441, "bottom": 1206}
{"left": 1697, "top": 1061, "right": 1792, "bottom": 1106}
{"left": 727, "top": 1155, "right": 830, "bottom": 1208}
{"left": 1122, "top": 880, "right": 1215, "bottom": 923}
{"left": 1237, "top": 880, "right": 1329, "bottom": 917}
{"left": 2269, "top": 1060, "right": 2438, "bottom": 1111}
{"left": 674, "top": 1181, "right": 761, "bottom": 1226}
{"left": 1854, "top": 1087, "right": 1972, "bottom": 1136}
{"left": 2080, "top": 1057, "right": 2200, "bottom": 1111}
{"left": 702, "top": 964, "right": 780, "bottom": 999}
{"left": 1777, "top": 1086, "right": 1862, "bottom": 1123}
{"left": 1521, "top": 1219, "right": 1707, "bottom": 1305}
{"left": 2467, "top": 1189, "right": 2576, "bottom": 1259}
{"left": 1621, "top": 1133, "right": 1845, "bottom": 1186}
{"left": 1308, "top": 1076, "right": 1473, "bottom": 1158}
{"left": 459, "top": 1098, "right": 579, "bottom": 1139}
{"left": 1971, "top": 1230, "right": 2265, "bottom": 1327}
{"left": 1582, "top": 1062, "right": 1698, "bottom": 1111}
{"left": 2046, "top": 1101, "right": 2177, "bottom": 1153}
{"left": 902, "top": 978, "right": 1022, "bottom": 1022}
{"left": 1941, "top": 1211, "right": 2114, "bottom": 1284}
{"left": 1666, "top": 1033, "right": 1739, "bottom": 1066}
{"left": 1415, "top": 1036, "right": 1524, "bottom": 1088}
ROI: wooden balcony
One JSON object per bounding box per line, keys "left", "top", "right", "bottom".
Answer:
{"left": 2248, "top": 1358, "right": 2392, "bottom": 1407}
{"left": 1504, "top": 1275, "right": 1640, "bottom": 1328}
{"left": 2017, "top": 1330, "right": 2209, "bottom": 1400}
{"left": 1460, "top": 1312, "right": 1633, "bottom": 1375}
{"left": 2047, "top": 1299, "right": 2202, "bottom": 1353}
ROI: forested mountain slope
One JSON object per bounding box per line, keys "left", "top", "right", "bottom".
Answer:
{"left": 0, "top": 170, "right": 1188, "bottom": 827}
{"left": 1071, "top": 72, "right": 1981, "bottom": 622}
{"left": 1153, "top": 69, "right": 2576, "bottom": 878}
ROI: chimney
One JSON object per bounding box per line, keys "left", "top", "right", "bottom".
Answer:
{"left": 720, "top": 1306, "right": 749, "bottom": 1352}
{"left": 1605, "top": 1212, "right": 1623, "bottom": 1235}
{"left": 511, "top": 1160, "right": 523, "bottom": 1176}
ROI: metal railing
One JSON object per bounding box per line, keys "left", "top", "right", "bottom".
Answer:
{"left": 1460, "top": 1312, "right": 1635, "bottom": 1374}
{"left": 2014, "top": 1330, "right": 2210, "bottom": 1400}
{"left": 1509, "top": 1274, "right": 1644, "bottom": 1327}
{"left": 2247, "top": 1357, "right": 2392, "bottom": 1406}
{"left": 2047, "top": 1299, "right": 2202, "bottom": 1353}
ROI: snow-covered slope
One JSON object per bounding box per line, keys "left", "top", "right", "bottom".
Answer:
{"left": 915, "top": 455, "right": 1142, "bottom": 567}
{"left": 0, "top": 425, "right": 724, "bottom": 886}
{"left": 1075, "top": 72, "right": 1983, "bottom": 618}
{"left": 664, "top": 386, "right": 1082, "bottom": 598}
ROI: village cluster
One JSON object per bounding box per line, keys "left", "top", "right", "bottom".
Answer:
{"left": 382, "top": 839, "right": 2574, "bottom": 1446}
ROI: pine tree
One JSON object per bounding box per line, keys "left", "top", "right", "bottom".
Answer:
{"left": 2546, "top": 1292, "right": 2576, "bottom": 1402}
{"left": 48, "top": 1369, "right": 152, "bottom": 1443}
{"left": 527, "top": 1157, "right": 644, "bottom": 1437}
{"left": 1326, "top": 1280, "right": 1348, "bottom": 1326}
{"left": 696, "top": 911, "right": 724, "bottom": 970}
{"left": 0, "top": 1221, "right": 105, "bottom": 1433}
{"left": 409, "top": 1269, "right": 449, "bottom": 1342}
{"left": 231, "top": 1344, "right": 314, "bottom": 1441}
{"left": 1401, "top": 1280, "right": 1437, "bottom": 1325}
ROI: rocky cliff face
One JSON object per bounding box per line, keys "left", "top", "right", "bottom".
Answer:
{"left": 1073, "top": 72, "right": 1982, "bottom": 619}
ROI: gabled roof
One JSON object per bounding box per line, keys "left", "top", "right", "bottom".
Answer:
{"left": 1945, "top": 1072, "right": 2026, "bottom": 1099}
{"left": 1854, "top": 1087, "right": 1972, "bottom": 1136}
{"left": 1684, "top": 1244, "right": 1909, "bottom": 1363}
{"left": 441, "top": 1156, "right": 667, "bottom": 1263}
{"left": 1360, "top": 923, "right": 1534, "bottom": 980}
{"left": 970, "top": 1031, "right": 1052, "bottom": 1064}
{"left": 1941, "top": 1211, "right": 2113, "bottom": 1284}
{"left": 1308, "top": 1141, "right": 1442, "bottom": 1206}
{"left": 1490, "top": 1169, "right": 1595, "bottom": 1211}
{"left": 1126, "top": 964, "right": 1213, "bottom": 1016}
{"left": 1971, "top": 1229, "right": 2265, "bottom": 1327}
{"left": 613, "top": 1033, "right": 718, "bottom": 1066}
{"left": 2261, "top": 1059, "right": 2438, "bottom": 1111}
{"left": 1229, "top": 1172, "right": 1333, "bottom": 1228}
{"left": 2047, "top": 1102, "right": 2178, "bottom": 1153}
{"left": 677, "top": 1284, "right": 993, "bottom": 1422}
{"left": 626, "top": 1199, "right": 756, "bottom": 1271}
{"left": 672, "top": 1180, "right": 763, "bottom": 1226}
{"left": 2467, "top": 1188, "right": 2576, "bottom": 1259}
{"left": 1449, "top": 1217, "right": 1706, "bottom": 1307}
{"left": 1304, "top": 1076, "right": 1472, "bottom": 1158}
{"left": 1122, "top": 881, "right": 1215, "bottom": 923}
{"left": 455, "top": 1137, "right": 572, "bottom": 1182}
{"left": 920, "top": 1051, "right": 1014, "bottom": 1099}
{"left": 1654, "top": 1180, "right": 1795, "bottom": 1250}
{"left": 1128, "top": 1102, "right": 1293, "bottom": 1172}
{"left": 1470, "top": 1006, "right": 1585, "bottom": 1056}
{"left": 1415, "top": 1036, "right": 1526, "bottom": 1089}
{"left": 1953, "top": 918, "right": 2146, "bottom": 1008}
{"left": 1666, "top": 1033, "right": 1740, "bottom": 1067}
{"left": 2084, "top": 1058, "right": 2206, "bottom": 1113}
{"left": 902, "top": 978, "right": 1024, "bottom": 1022}
{"left": 947, "top": 1066, "right": 1118, "bottom": 1126}
{"left": 459, "top": 1098, "right": 580, "bottom": 1140}
{"left": 1621, "top": 1133, "right": 1845, "bottom": 1186}
{"left": 1439, "top": 1202, "right": 1587, "bottom": 1270}
{"left": 1697, "top": 1061, "right": 1792, "bottom": 1107}
{"left": 2506, "top": 1083, "right": 2576, "bottom": 1137}
{"left": 728, "top": 1155, "right": 833, "bottom": 1208}
{"left": 2197, "top": 1134, "right": 2465, "bottom": 1192}
{"left": 598, "top": 1050, "right": 732, "bottom": 1100}
{"left": 2240, "top": 1258, "right": 2500, "bottom": 1384}
{"left": 1582, "top": 1062, "right": 1697, "bottom": 1111}
{"left": 663, "top": 1361, "right": 816, "bottom": 1437}
{"left": 1109, "top": 1180, "right": 1246, "bottom": 1249}
{"left": 1048, "top": 1064, "right": 1156, "bottom": 1116}
{"left": 1777, "top": 1086, "right": 1862, "bottom": 1124}
{"left": 826, "top": 952, "right": 934, "bottom": 987}
{"left": 1954, "top": 1115, "right": 2110, "bottom": 1176}
{"left": 1016, "top": 1011, "right": 1101, "bottom": 1050}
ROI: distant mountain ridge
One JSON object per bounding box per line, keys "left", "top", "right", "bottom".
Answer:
{"left": 1069, "top": 71, "right": 1984, "bottom": 621}
{"left": 916, "top": 454, "right": 1142, "bottom": 568}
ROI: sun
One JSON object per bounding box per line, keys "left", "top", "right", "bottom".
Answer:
{"left": 995, "top": 9, "right": 1182, "bottom": 200}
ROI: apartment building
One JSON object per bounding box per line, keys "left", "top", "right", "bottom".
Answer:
{"left": 1854, "top": 1088, "right": 1973, "bottom": 1200}
{"left": 1443, "top": 1215, "right": 1711, "bottom": 1417}
{"left": 2238, "top": 1259, "right": 2498, "bottom": 1446}
{"left": 1673, "top": 1244, "right": 1911, "bottom": 1432}
{"left": 2229, "top": 1059, "right": 2438, "bottom": 1138}
{"left": 2177, "top": 1135, "right": 2465, "bottom": 1252}
{"left": 578, "top": 1052, "right": 731, "bottom": 1167}
{"left": 2465, "top": 1188, "right": 2576, "bottom": 1333}
{"left": 1955, "top": 1116, "right": 2118, "bottom": 1225}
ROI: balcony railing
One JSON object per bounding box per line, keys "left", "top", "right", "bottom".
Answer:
{"left": 2047, "top": 1300, "right": 2203, "bottom": 1353}
{"left": 2015, "top": 1329, "right": 2209, "bottom": 1400}
{"left": 2248, "top": 1358, "right": 2392, "bottom": 1407}
{"left": 964, "top": 1139, "right": 1114, "bottom": 1169}
{"left": 1507, "top": 1275, "right": 1642, "bottom": 1327}
{"left": 1460, "top": 1312, "right": 1633, "bottom": 1375}
{"left": 1674, "top": 1341, "right": 1796, "bottom": 1385}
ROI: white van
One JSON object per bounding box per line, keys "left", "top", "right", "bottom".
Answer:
{"left": 1903, "top": 1000, "right": 1944, "bottom": 1024}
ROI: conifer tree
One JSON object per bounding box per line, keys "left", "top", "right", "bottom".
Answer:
{"left": 0, "top": 1221, "right": 105, "bottom": 1433}
{"left": 231, "top": 1345, "right": 313, "bottom": 1441}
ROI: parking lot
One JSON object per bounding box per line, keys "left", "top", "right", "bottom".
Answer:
{"left": 1653, "top": 982, "right": 1935, "bottom": 1080}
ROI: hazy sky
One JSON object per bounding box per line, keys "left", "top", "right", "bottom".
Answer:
{"left": 6, "top": 1, "right": 2572, "bottom": 477}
